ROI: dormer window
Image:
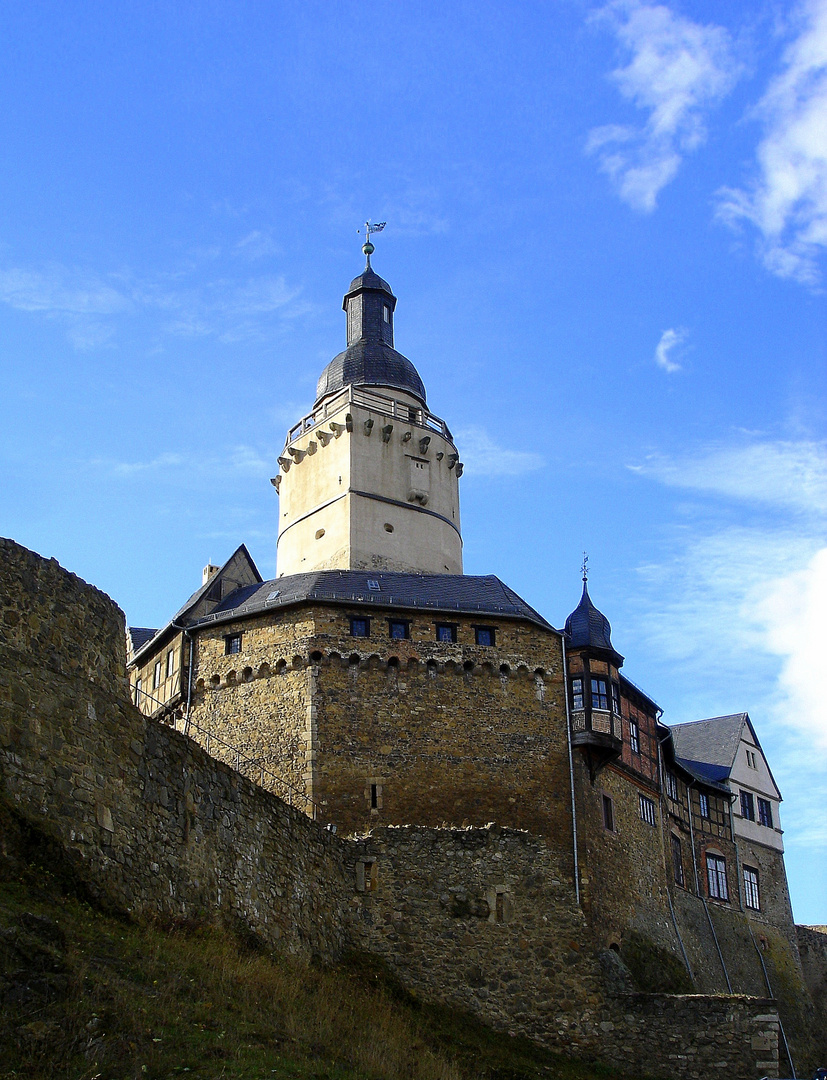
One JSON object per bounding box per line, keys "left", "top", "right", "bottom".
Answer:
{"left": 383, "top": 304, "right": 390, "bottom": 323}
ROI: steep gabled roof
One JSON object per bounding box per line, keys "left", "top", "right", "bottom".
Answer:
{"left": 669, "top": 713, "right": 782, "bottom": 800}
{"left": 129, "top": 544, "right": 262, "bottom": 666}
{"left": 191, "top": 569, "right": 555, "bottom": 631}
{"left": 671, "top": 713, "right": 747, "bottom": 769}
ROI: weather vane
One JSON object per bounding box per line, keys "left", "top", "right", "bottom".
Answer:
{"left": 581, "top": 552, "right": 589, "bottom": 583}
{"left": 359, "top": 220, "right": 386, "bottom": 264}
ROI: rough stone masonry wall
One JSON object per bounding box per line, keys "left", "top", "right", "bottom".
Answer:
{"left": 350, "top": 825, "right": 783, "bottom": 1080}
{"left": 187, "top": 608, "right": 317, "bottom": 812}
{"left": 0, "top": 538, "right": 351, "bottom": 960}
{"left": 0, "top": 538, "right": 787, "bottom": 1080}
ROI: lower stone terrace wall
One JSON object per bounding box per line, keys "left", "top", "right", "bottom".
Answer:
{"left": 0, "top": 539, "right": 784, "bottom": 1080}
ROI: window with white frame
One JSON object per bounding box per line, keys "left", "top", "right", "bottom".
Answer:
{"left": 639, "top": 794, "right": 656, "bottom": 826}
{"left": 671, "top": 835, "right": 684, "bottom": 886}
{"left": 591, "top": 677, "right": 609, "bottom": 710}
{"left": 571, "top": 677, "right": 584, "bottom": 710}
{"left": 665, "top": 771, "right": 679, "bottom": 801}
{"left": 699, "top": 792, "right": 710, "bottom": 819}
{"left": 153, "top": 660, "right": 162, "bottom": 689}
{"left": 743, "top": 866, "right": 760, "bottom": 910}
{"left": 629, "top": 718, "right": 640, "bottom": 754}
{"left": 166, "top": 649, "right": 175, "bottom": 678}
{"left": 611, "top": 682, "right": 621, "bottom": 715}
{"left": 706, "top": 853, "right": 729, "bottom": 901}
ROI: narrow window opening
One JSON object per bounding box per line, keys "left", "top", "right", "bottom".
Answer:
{"left": 744, "top": 866, "right": 760, "bottom": 910}
{"left": 571, "top": 677, "right": 584, "bottom": 711}
{"left": 671, "top": 835, "right": 684, "bottom": 887}
{"left": 602, "top": 794, "right": 614, "bottom": 832}
{"left": 629, "top": 718, "right": 640, "bottom": 754}
{"left": 225, "top": 633, "right": 242, "bottom": 656}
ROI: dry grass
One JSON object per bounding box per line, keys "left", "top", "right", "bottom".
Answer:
{"left": 0, "top": 805, "right": 626, "bottom": 1080}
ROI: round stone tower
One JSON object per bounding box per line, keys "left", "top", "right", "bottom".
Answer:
{"left": 274, "top": 253, "right": 463, "bottom": 577}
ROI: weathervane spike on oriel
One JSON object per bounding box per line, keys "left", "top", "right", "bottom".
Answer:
{"left": 581, "top": 552, "right": 589, "bottom": 583}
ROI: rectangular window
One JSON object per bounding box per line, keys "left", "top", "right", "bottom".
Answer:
{"left": 350, "top": 617, "right": 370, "bottom": 638}
{"left": 740, "top": 790, "right": 755, "bottom": 820}
{"left": 743, "top": 866, "right": 760, "bottom": 910}
{"left": 602, "top": 794, "right": 614, "bottom": 832}
{"left": 383, "top": 304, "right": 390, "bottom": 323}
{"left": 639, "top": 794, "right": 656, "bottom": 826}
{"left": 474, "top": 626, "right": 496, "bottom": 646}
{"left": 746, "top": 749, "right": 757, "bottom": 769}
{"left": 665, "top": 771, "right": 679, "bottom": 801}
{"left": 707, "top": 854, "right": 729, "bottom": 901}
{"left": 757, "top": 797, "right": 773, "bottom": 828}
{"left": 134, "top": 678, "right": 142, "bottom": 705}
{"left": 591, "top": 678, "right": 609, "bottom": 710}
{"left": 671, "top": 835, "right": 684, "bottom": 886}
{"left": 571, "top": 677, "right": 584, "bottom": 711}
{"left": 153, "top": 660, "right": 162, "bottom": 689}
{"left": 388, "top": 620, "right": 409, "bottom": 640}
{"left": 699, "top": 792, "right": 710, "bottom": 819}
{"left": 629, "top": 718, "right": 640, "bottom": 754}
{"left": 166, "top": 649, "right": 175, "bottom": 678}
{"left": 225, "top": 633, "right": 242, "bottom": 655}
{"left": 370, "top": 783, "right": 379, "bottom": 809}
{"left": 611, "top": 683, "right": 622, "bottom": 715}
{"left": 435, "top": 623, "right": 457, "bottom": 643}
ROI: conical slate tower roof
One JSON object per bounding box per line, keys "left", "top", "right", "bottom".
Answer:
{"left": 564, "top": 581, "right": 623, "bottom": 664}
{"left": 315, "top": 256, "right": 427, "bottom": 407}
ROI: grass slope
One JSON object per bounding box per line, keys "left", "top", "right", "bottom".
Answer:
{"left": 0, "top": 806, "right": 628, "bottom": 1080}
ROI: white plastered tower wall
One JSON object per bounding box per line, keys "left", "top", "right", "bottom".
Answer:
{"left": 275, "top": 256, "right": 463, "bottom": 577}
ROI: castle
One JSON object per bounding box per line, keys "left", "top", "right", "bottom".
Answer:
{"left": 3, "top": 246, "right": 825, "bottom": 1079}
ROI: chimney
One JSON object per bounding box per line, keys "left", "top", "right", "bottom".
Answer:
{"left": 202, "top": 563, "right": 220, "bottom": 586}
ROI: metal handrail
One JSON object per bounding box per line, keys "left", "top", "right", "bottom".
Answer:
{"left": 132, "top": 683, "right": 320, "bottom": 816}
{"left": 285, "top": 384, "right": 453, "bottom": 447}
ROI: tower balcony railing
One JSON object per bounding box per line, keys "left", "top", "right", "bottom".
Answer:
{"left": 285, "top": 384, "right": 453, "bottom": 447}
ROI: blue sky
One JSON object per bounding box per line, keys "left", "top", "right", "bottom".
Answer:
{"left": 1, "top": 0, "right": 825, "bottom": 922}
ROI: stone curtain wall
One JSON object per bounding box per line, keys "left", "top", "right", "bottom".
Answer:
{"left": 0, "top": 539, "right": 786, "bottom": 1080}
{"left": 0, "top": 539, "right": 350, "bottom": 959}
{"left": 797, "top": 926, "right": 827, "bottom": 1066}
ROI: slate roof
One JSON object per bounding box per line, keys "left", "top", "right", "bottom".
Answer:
{"left": 564, "top": 582, "right": 623, "bottom": 662}
{"left": 670, "top": 714, "right": 748, "bottom": 769}
{"left": 346, "top": 266, "right": 393, "bottom": 295}
{"left": 194, "top": 570, "right": 555, "bottom": 631}
{"left": 315, "top": 341, "right": 427, "bottom": 406}
{"left": 128, "top": 627, "right": 158, "bottom": 652}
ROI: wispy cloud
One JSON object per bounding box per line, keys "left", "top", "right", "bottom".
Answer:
{"left": 0, "top": 266, "right": 129, "bottom": 316}
{"left": 0, "top": 248, "right": 307, "bottom": 349}
{"left": 716, "top": 0, "right": 827, "bottom": 284}
{"left": 91, "top": 444, "right": 271, "bottom": 480}
{"left": 654, "top": 326, "right": 686, "bottom": 372}
{"left": 455, "top": 426, "right": 544, "bottom": 477}
{"left": 630, "top": 438, "right": 827, "bottom": 515}
{"left": 588, "top": 1, "right": 739, "bottom": 211}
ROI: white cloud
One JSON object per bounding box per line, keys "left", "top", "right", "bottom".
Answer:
{"left": 753, "top": 545, "right": 827, "bottom": 749}
{"left": 0, "top": 266, "right": 128, "bottom": 315}
{"left": 654, "top": 326, "right": 686, "bottom": 372}
{"left": 632, "top": 438, "right": 827, "bottom": 515}
{"left": 455, "top": 426, "right": 544, "bottom": 478}
{"left": 716, "top": 0, "right": 827, "bottom": 283}
{"left": 91, "top": 444, "right": 271, "bottom": 480}
{"left": 589, "top": 1, "right": 739, "bottom": 211}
